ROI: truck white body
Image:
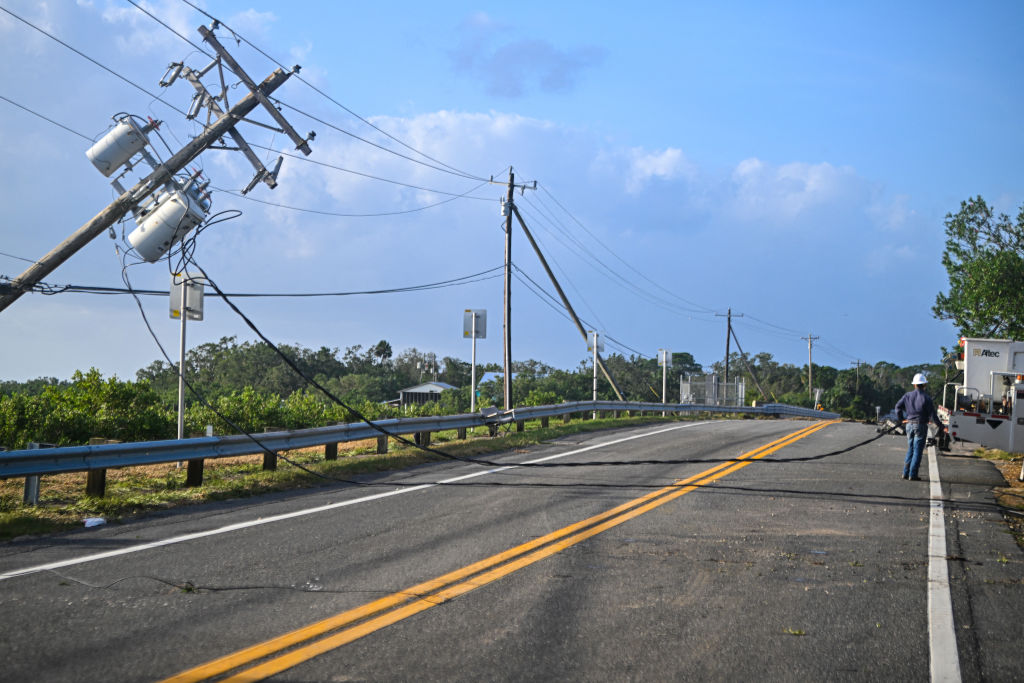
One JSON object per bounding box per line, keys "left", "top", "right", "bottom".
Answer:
{"left": 943, "top": 337, "right": 1024, "bottom": 454}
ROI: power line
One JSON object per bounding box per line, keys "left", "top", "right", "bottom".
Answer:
{"left": 0, "top": 4, "right": 188, "bottom": 118}
{"left": 211, "top": 184, "right": 486, "bottom": 218}
{"left": 511, "top": 264, "right": 649, "bottom": 359}
{"left": 535, "top": 181, "right": 716, "bottom": 314}
{"left": 176, "top": 0, "right": 484, "bottom": 182}
{"left": 124, "top": 0, "right": 213, "bottom": 60}
{"left": 272, "top": 99, "right": 487, "bottom": 182}
{"left": 1, "top": 266, "right": 504, "bottom": 298}
{"left": 246, "top": 143, "right": 494, "bottom": 199}
{"left": 0, "top": 250, "right": 42, "bottom": 266}
{"left": 0, "top": 94, "right": 93, "bottom": 141}
{"left": 516, "top": 201, "right": 717, "bottom": 323}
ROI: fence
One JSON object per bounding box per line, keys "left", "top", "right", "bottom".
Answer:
{"left": 679, "top": 375, "right": 746, "bottom": 407}
{"left": 1, "top": 400, "right": 838, "bottom": 502}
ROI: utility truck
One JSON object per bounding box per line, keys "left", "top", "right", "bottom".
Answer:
{"left": 941, "top": 337, "right": 1024, "bottom": 455}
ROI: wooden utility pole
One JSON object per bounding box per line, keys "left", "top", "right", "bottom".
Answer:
{"left": 502, "top": 170, "right": 516, "bottom": 410}
{"left": 0, "top": 26, "right": 310, "bottom": 314}
{"left": 851, "top": 359, "right": 864, "bottom": 393}
{"left": 802, "top": 333, "right": 820, "bottom": 399}
{"left": 715, "top": 308, "right": 743, "bottom": 385}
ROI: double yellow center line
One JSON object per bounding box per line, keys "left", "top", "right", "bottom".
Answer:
{"left": 162, "top": 420, "right": 837, "bottom": 683}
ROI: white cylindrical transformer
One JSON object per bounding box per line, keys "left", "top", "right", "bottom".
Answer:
{"left": 86, "top": 117, "right": 149, "bottom": 177}
{"left": 128, "top": 190, "right": 206, "bottom": 262}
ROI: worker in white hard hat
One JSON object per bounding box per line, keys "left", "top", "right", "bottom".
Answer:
{"left": 894, "top": 372, "right": 944, "bottom": 480}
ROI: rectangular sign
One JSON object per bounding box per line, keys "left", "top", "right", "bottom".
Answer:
{"left": 170, "top": 273, "right": 204, "bottom": 321}
{"left": 463, "top": 309, "right": 486, "bottom": 339}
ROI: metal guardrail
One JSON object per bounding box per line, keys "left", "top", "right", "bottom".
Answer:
{"left": 0, "top": 401, "right": 838, "bottom": 479}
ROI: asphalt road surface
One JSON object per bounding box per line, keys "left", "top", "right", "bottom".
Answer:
{"left": 1, "top": 419, "right": 1020, "bottom": 682}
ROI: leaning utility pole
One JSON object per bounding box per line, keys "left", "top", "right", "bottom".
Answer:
{"left": 0, "top": 23, "right": 312, "bottom": 314}
{"left": 509, "top": 204, "right": 625, "bottom": 400}
{"left": 729, "top": 326, "right": 769, "bottom": 402}
{"left": 802, "top": 333, "right": 820, "bottom": 399}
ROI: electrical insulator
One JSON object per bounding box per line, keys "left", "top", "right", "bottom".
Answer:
{"left": 86, "top": 117, "right": 154, "bottom": 177}
{"left": 128, "top": 188, "right": 208, "bottom": 262}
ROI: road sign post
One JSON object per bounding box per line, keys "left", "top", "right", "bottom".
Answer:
{"left": 463, "top": 309, "right": 486, "bottom": 413}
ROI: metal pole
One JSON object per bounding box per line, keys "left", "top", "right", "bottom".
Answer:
{"left": 470, "top": 312, "right": 477, "bottom": 413}
{"left": 661, "top": 349, "right": 667, "bottom": 417}
{"left": 177, "top": 278, "right": 188, "bottom": 442}
{"left": 593, "top": 332, "right": 598, "bottom": 420}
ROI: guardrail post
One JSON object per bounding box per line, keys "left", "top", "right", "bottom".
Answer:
{"left": 377, "top": 435, "right": 389, "bottom": 454}
{"left": 84, "top": 437, "right": 120, "bottom": 498}
{"left": 541, "top": 416, "right": 549, "bottom": 428}
{"left": 325, "top": 442, "right": 338, "bottom": 461}
{"left": 261, "top": 428, "right": 279, "bottom": 471}
{"left": 563, "top": 413, "right": 571, "bottom": 424}
{"left": 488, "top": 424, "right": 498, "bottom": 437}
{"left": 23, "top": 475, "right": 40, "bottom": 506}
{"left": 415, "top": 432, "right": 431, "bottom": 447}
{"left": 186, "top": 459, "right": 204, "bottom": 487}
{"left": 23, "top": 442, "right": 54, "bottom": 505}
{"left": 457, "top": 427, "right": 467, "bottom": 439}
{"left": 86, "top": 470, "right": 107, "bottom": 498}
{"left": 516, "top": 420, "right": 524, "bottom": 432}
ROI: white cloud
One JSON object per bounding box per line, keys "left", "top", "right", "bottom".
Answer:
{"left": 866, "top": 193, "right": 915, "bottom": 231}
{"left": 100, "top": 0, "right": 196, "bottom": 54}
{"left": 625, "top": 147, "right": 694, "bottom": 194}
{"left": 728, "top": 157, "right": 865, "bottom": 224}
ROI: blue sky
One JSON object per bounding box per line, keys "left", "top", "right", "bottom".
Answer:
{"left": 1, "top": 0, "right": 1022, "bottom": 384}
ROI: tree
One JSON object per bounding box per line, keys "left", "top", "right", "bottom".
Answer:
{"left": 934, "top": 196, "right": 1024, "bottom": 339}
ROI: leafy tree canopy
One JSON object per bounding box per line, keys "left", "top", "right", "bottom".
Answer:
{"left": 934, "top": 196, "right": 1024, "bottom": 339}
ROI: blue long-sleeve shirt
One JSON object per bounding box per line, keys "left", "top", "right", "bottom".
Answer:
{"left": 895, "top": 388, "right": 942, "bottom": 427}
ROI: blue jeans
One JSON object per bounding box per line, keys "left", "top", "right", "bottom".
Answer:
{"left": 904, "top": 422, "right": 926, "bottom": 478}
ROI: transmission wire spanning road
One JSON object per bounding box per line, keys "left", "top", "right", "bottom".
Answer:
{"left": 0, "top": 419, "right": 1020, "bottom": 681}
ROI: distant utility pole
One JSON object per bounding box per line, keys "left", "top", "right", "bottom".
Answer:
{"left": 802, "top": 333, "right": 820, "bottom": 399}
{"left": 715, "top": 308, "right": 743, "bottom": 384}
{"left": 0, "top": 22, "right": 312, "bottom": 314}
{"left": 851, "top": 359, "right": 864, "bottom": 393}
{"left": 498, "top": 168, "right": 536, "bottom": 410}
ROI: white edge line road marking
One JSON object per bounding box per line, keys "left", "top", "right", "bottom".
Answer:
{"left": 927, "top": 442, "right": 962, "bottom": 683}
{"left": 1, "top": 421, "right": 713, "bottom": 581}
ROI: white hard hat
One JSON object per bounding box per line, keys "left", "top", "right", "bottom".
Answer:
{"left": 912, "top": 372, "right": 928, "bottom": 385}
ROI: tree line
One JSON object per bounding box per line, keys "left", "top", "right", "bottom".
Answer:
{"left": 0, "top": 335, "right": 945, "bottom": 449}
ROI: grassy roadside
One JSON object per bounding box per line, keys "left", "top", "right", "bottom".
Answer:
{"left": 968, "top": 446, "right": 1024, "bottom": 546}
{"left": 0, "top": 414, "right": 712, "bottom": 540}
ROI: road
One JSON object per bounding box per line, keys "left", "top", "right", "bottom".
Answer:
{"left": 0, "top": 419, "right": 1020, "bottom": 682}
